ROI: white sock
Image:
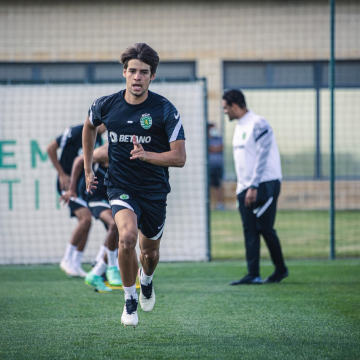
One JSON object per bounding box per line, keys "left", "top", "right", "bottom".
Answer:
{"left": 123, "top": 285, "right": 138, "bottom": 301}
{"left": 107, "top": 249, "right": 118, "bottom": 267}
{"left": 140, "top": 268, "right": 154, "bottom": 286}
{"left": 63, "top": 244, "right": 76, "bottom": 263}
{"left": 72, "top": 250, "right": 84, "bottom": 269}
{"left": 95, "top": 245, "right": 107, "bottom": 264}
{"left": 92, "top": 259, "right": 107, "bottom": 276}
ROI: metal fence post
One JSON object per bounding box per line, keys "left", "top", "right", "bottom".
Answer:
{"left": 329, "top": 0, "right": 336, "bottom": 260}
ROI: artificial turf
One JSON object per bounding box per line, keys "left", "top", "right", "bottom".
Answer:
{"left": 0, "top": 260, "right": 359, "bottom": 359}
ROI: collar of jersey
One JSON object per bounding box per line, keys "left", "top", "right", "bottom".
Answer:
{"left": 120, "top": 89, "right": 154, "bottom": 108}
{"left": 238, "top": 110, "right": 253, "bottom": 123}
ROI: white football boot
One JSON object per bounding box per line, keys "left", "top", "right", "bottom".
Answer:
{"left": 60, "top": 259, "right": 75, "bottom": 277}
{"left": 62, "top": 262, "right": 87, "bottom": 278}
{"left": 139, "top": 267, "right": 156, "bottom": 312}
{"left": 72, "top": 266, "right": 88, "bottom": 278}
{"left": 121, "top": 296, "right": 138, "bottom": 328}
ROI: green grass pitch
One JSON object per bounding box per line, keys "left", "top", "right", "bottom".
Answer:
{"left": 1, "top": 261, "right": 359, "bottom": 359}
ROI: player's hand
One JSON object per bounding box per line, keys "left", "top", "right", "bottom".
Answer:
{"left": 59, "top": 173, "right": 70, "bottom": 191}
{"left": 245, "top": 188, "right": 257, "bottom": 207}
{"left": 59, "top": 189, "right": 77, "bottom": 205}
{"left": 130, "top": 135, "right": 147, "bottom": 161}
{"left": 85, "top": 170, "right": 98, "bottom": 194}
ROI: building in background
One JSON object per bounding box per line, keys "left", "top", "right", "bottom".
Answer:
{"left": 1, "top": 0, "right": 359, "bottom": 125}
{"left": 1, "top": 0, "right": 359, "bottom": 261}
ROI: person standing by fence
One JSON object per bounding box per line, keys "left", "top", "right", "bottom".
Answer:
{"left": 222, "top": 89, "right": 288, "bottom": 285}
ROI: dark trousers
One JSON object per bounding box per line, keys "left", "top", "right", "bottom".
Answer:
{"left": 237, "top": 180, "right": 286, "bottom": 277}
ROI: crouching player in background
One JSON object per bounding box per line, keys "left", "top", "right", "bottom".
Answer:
{"left": 60, "top": 143, "right": 122, "bottom": 292}
{"left": 47, "top": 124, "right": 105, "bottom": 277}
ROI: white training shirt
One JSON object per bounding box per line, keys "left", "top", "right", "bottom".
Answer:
{"left": 232, "top": 110, "right": 282, "bottom": 195}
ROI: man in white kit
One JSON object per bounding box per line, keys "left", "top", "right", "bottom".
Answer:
{"left": 222, "top": 89, "right": 288, "bottom": 285}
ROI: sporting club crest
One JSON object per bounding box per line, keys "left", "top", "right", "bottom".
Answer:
{"left": 140, "top": 114, "right": 152, "bottom": 130}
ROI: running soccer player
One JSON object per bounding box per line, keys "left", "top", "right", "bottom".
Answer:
{"left": 82, "top": 43, "right": 186, "bottom": 327}
{"left": 60, "top": 143, "right": 122, "bottom": 292}
{"left": 47, "top": 124, "right": 105, "bottom": 277}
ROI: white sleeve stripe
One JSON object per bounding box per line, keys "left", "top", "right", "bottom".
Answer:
{"left": 89, "top": 110, "right": 94, "bottom": 125}
{"left": 60, "top": 128, "right": 71, "bottom": 149}
{"left": 169, "top": 117, "right": 182, "bottom": 143}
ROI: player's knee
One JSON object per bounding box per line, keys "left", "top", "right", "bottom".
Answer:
{"left": 141, "top": 247, "right": 158, "bottom": 261}
{"left": 118, "top": 229, "right": 137, "bottom": 251}
{"left": 79, "top": 216, "right": 92, "bottom": 230}
{"left": 108, "top": 221, "right": 118, "bottom": 237}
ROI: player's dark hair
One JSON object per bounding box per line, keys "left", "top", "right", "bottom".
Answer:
{"left": 222, "top": 89, "right": 247, "bottom": 109}
{"left": 121, "top": 43, "right": 160, "bottom": 76}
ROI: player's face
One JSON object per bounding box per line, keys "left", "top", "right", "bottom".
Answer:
{"left": 123, "top": 59, "right": 155, "bottom": 99}
{"left": 222, "top": 100, "right": 238, "bottom": 121}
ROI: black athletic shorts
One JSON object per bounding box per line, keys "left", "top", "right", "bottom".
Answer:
{"left": 57, "top": 177, "right": 87, "bottom": 217}
{"left": 81, "top": 182, "right": 111, "bottom": 220}
{"left": 107, "top": 186, "right": 167, "bottom": 240}
{"left": 86, "top": 198, "right": 111, "bottom": 220}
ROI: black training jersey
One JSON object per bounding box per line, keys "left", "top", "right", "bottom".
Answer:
{"left": 56, "top": 124, "right": 102, "bottom": 176}
{"left": 88, "top": 90, "right": 185, "bottom": 198}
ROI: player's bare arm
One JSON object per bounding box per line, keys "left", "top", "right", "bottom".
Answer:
{"left": 93, "top": 143, "right": 109, "bottom": 167}
{"left": 64, "top": 143, "right": 108, "bottom": 200}
{"left": 60, "top": 152, "right": 100, "bottom": 205}
{"left": 83, "top": 116, "right": 98, "bottom": 193}
{"left": 47, "top": 139, "right": 70, "bottom": 190}
{"left": 130, "top": 136, "right": 186, "bottom": 167}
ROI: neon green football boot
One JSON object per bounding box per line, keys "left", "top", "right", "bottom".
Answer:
{"left": 85, "top": 271, "right": 112, "bottom": 292}
{"left": 106, "top": 267, "right": 123, "bottom": 286}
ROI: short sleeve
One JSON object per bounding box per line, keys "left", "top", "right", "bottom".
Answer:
{"left": 55, "top": 134, "right": 62, "bottom": 146}
{"left": 70, "top": 126, "right": 83, "bottom": 141}
{"left": 56, "top": 127, "right": 73, "bottom": 149}
{"left": 88, "top": 98, "right": 104, "bottom": 127}
{"left": 163, "top": 102, "right": 186, "bottom": 143}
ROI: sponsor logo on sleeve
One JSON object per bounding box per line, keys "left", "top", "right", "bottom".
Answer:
{"left": 174, "top": 112, "right": 180, "bottom": 120}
